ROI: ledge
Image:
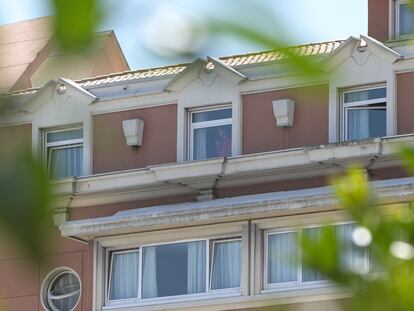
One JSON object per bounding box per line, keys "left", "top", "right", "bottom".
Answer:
{"left": 59, "top": 176, "right": 414, "bottom": 240}
{"left": 53, "top": 135, "right": 414, "bottom": 209}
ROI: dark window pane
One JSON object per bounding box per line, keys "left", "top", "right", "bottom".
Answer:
{"left": 192, "top": 108, "right": 232, "bottom": 123}
{"left": 344, "top": 88, "right": 386, "bottom": 103}
{"left": 142, "top": 241, "right": 206, "bottom": 298}
{"left": 193, "top": 125, "right": 231, "bottom": 160}
{"left": 47, "top": 129, "right": 83, "bottom": 143}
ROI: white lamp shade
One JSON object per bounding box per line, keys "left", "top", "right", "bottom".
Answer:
{"left": 122, "top": 119, "right": 144, "bottom": 146}
{"left": 272, "top": 99, "right": 295, "bottom": 127}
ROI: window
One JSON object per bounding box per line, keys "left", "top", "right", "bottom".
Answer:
{"left": 106, "top": 238, "right": 242, "bottom": 305}
{"left": 44, "top": 127, "right": 83, "bottom": 178}
{"left": 189, "top": 107, "right": 232, "bottom": 160}
{"left": 42, "top": 268, "right": 81, "bottom": 311}
{"left": 396, "top": 0, "right": 414, "bottom": 38}
{"left": 342, "top": 87, "right": 386, "bottom": 141}
{"left": 265, "top": 223, "right": 369, "bottom": 289}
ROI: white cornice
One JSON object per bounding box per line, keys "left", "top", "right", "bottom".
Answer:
{"left": 53, "top": 135, "right": 414, "bottom": 210}
{"left": 60, "top": 175, "right": 414, "bottom": 240}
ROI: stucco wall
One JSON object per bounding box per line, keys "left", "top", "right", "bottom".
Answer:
{"left": 93, "top": 104, "right": 177, "bottom": 174}
{"left": 368, "top": 0, "right": 389, "bottom": 42}
{"left": 242, "top": 85, "right": 329, "bottom": 155}
{"left": 0, "top": 228, "right": 90, "bottom": 311}
{"left": 397, "top": 72, "right": 414, "bottom": 135}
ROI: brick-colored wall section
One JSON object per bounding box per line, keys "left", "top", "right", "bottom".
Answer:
{"left": 397, "top": 72, "right": 414, "bottom": 135}
{"left": 93, "top": 104, "right": 177, "bottom": 174}
{"left": 0, "top": 228, "right": 90, "bottom": 311}
{"left": 368, "top": 0, "right": 389, "bottom": 42}
{"left": 242, "top": 85, "right": 329, "bottom": 155}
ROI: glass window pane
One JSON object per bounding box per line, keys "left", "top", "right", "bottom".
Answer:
{"left": 344, "top": 88, "right": 386, "bottom": 103}
{"left": 48, "top": 272, "right": 80, "bottom": 311}
{"left": 49, "top": 146, "right": 83, "bottom": 178}
{"left": 347, "top": 108, "right": 386, "bottom": 140}
{"left": 302, "top": 227, "right": 326, "bottom": 282}
{"left": 211, "top": 240, "right": 242, "bottom": 290}
{"left": 336, "top": 224, "right": 368, "bottom": 274}
{"left": 47, "top": 129, "right": 83, "bottom": 143}
{"left": 109, "top": 251, "right": 139, "bottom": 301}
{"left": 142, "top": 241, "right": 206, "bottom": 299}
{"left": 192, "top": 108, "right": 232, "bottom": 123}
{"left": 193, "top": 125, "right": 231, "bottom": 160}
{"left": 399, "top": 3, "right": 414, "bottom": 36}
{"left": 267, "top": 232, "right": 298, "bottom": 284}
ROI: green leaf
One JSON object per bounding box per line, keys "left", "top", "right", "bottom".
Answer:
{"left": 50, "top": 0, "right": 104, "bottom": 51}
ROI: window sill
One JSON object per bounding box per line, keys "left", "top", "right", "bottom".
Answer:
{"left": 99, "top": 286, "right": 349, "bottom": 311}
{"left": 102, "top": 290, "right": 242, "bottom": 310}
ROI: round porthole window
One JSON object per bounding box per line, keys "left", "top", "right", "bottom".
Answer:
{"left": 42, "top": 268, "right": 81, "bottom": 311}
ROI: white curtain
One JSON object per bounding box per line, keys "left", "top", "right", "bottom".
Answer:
{"left": 109, "top": 251, "right": 139, "bottom": 300}
{"left": 187, "top": 241, "right": 206, "bottom": 294}
{"left": 302, "top": 228, "right": 326, "bottom": 282}
{"left": 194, "top": 128, "right": 207, "bottom": 160}
{"left": 142, "top": 246, "right": 158, "bottom": 298}
{"left": 50, "top": 146, "right": 83, "bottom": 178}
{"left": 347, "top": 110, "right": 370, "bottom": 140}
{"left": 268, "top": 232, "right": 298, "bottom": 283}
{"left": 211, "top": 240, "right": 242, "bottom": 290}
{"left": 337, "top": 224, "right": 367, "bottom": 274}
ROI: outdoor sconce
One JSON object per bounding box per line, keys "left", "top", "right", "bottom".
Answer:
{"left": 272, "top": 99, "right": 295, "bottom": 128}
{"left": 122, "top": 119, "right": 144, "bottom": 147}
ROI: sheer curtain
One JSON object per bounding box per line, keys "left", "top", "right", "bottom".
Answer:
{"left": 267, "top": 232, "right": 298, "bottom": 284}
{"left": 194, "top": 129, "right": 207, "bottom": 160}
{"left": 109, "top": 251, "right": 139, "bottom": 300}
{"left": 187, "top": 241, "right": 206, "bottom": 294}
{"left": 50, "top": 146, "right": 83, "bottom": 178}
{"left": 211, "top": 240, "right": 242, "bottom": 290}
{"left": 347, "top": 110, "right": 370, "bottom": 140}
{"left": 142, "top": 246, "right": 158, "bottom": 298}
{"left": 302, "top": 228, "right": 326, "bottom": 282}
{"left": 337, "top": 224, "right": 368, "bottom": 274}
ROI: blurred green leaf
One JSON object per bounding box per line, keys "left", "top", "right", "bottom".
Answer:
{"left": 50, "top": 0, "right": 104, "bottom": 51}
{"left": 0, "top": 151, "right": 53, "bottom": 263}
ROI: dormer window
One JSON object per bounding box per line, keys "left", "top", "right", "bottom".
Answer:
{"left": 189, "top": 106, "right": 232, "bottom": 161}
{"left": 44, "top": 127, "right": 83, "bottom": 179}
{"left": 395, "top": 0, "right": 414, "bottom": 38}
{"left": 342, "top": 86, "right": 387, "bottom": 141}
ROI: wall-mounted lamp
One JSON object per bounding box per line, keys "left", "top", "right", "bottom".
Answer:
{"left": 272, "top": 99, "right": 295, "bottom": 128}
{"left": 122, "top": 119, "right": 144, "bottom": 147}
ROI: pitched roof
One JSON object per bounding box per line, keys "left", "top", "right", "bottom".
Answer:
{"left": 7, "top": 40, "right": 343, "bottom": 95}
{"left": 0, "top": 17, "right": 53, "bottom": 92}
{"left": 76, "top": 40, "right": 343, "bottom": 88}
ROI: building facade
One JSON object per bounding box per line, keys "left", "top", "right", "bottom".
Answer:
{"left": 1, "top": 1, "right": 414, "bottom": 310}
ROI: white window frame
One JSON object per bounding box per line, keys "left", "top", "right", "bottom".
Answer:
{"left": 188, "top": 105, "right": 233, "bottom": 161}
{"left": 341, "top": 86, "right": 387, "bottom": 141}
{"left": 263, "top": 222, "right": 370, "bottom": 293}
{"left": 43, "top": 125, "right": 84, "bottom": 178}
{"left": 97, "top": 222, "right": 248, "bottom": 310}
{"left": 394, "top": 0, "right": 414, "bottom": 39}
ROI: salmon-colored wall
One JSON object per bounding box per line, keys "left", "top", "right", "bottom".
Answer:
{"left": 0, "top": 228, "right": 91, "bottom": 311}
{"left": 242, "top": 85, "right": 329, "bottom": 155}
{"left": 93, "top": 104, "right": 177, "bottom": 174}
{"left": 397, "top": 72, "right": 414, "bottom": 135}
{"left": 0, "top": 123, "right": 32, "bottom": 155}
{"left": 368, "top": 0, "right": 389, "bottom": 42}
